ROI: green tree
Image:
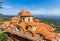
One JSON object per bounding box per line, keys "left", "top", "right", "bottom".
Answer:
{"left": 0, "top": 1, "right": 3, "bottom": 9}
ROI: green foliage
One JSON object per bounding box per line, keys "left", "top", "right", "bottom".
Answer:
{"left": 0, "top": 33, "right": 7, "bottom": 41}
{"left": 0, "top": 14, "right": 12, "bottom": 24}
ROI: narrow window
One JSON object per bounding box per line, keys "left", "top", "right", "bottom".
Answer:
{"left": 28, "top": 18, "right": 30, "bottom": 22}
{"left": 23, "top": 18, "right": 25, "bottom": 22}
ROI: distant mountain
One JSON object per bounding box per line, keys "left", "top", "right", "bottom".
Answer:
{"left": 33, "top": 15, "right": 60, "bottom": 20}
{"left": 0, "top": 13, "right": 17, "bottom": 24}
{"left": 0, "top": 14, "right": 13, "bottom": 24}
{"left": 0, "top": 14, "right": 14, "bottom": 19}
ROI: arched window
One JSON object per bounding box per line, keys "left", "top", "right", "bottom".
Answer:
{"left": 32, "top": 25, "right": 37, "bottom": 31}
{"left": 16, "top": 25, "right": 21, "bottom": 31}
{"left": 26, "top": 25, "right": 32, "bottom": 30}
{"left": 16, "top": 26, "right": 24, "bottom": 32}
{"left": 17, "top": 26, "right": 20, "bottom": 30}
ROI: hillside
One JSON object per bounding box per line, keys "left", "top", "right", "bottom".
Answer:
{"left": 34, "top": 15, "right": 60, "bottom": 33}
{"left": 0, "top": 14, "right": 13, "bottom": 24}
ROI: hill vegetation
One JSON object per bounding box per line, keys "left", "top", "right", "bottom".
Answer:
{"left": 34, "top": 15, "right": 60, "bottom": 33}
{"left": 0, "top": 13, "right": 13, "bottom": 24}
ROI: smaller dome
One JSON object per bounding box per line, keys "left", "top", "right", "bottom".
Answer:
{"left": 10, "top": 17, "right": 18, "bottom": 20}
{"left": 3, "top": 21, "right": 10, "bottom": 26}
{"left": 19, "top": 10, "right": 26, "bottom": 15}
{"left": 18, "top": 10, "right": 33, "bottom": 17}
{"left": 10, "top": 17, "right": 19, "bottom": 23}
{"left": 34, "top": 19, "right": 40, "bottom": 22}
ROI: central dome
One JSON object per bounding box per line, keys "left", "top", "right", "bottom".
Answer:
{"left": 18, "top": 10, "right": 33, "bottom": 17}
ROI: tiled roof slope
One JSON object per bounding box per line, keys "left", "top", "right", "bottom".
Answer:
{"left": 18, "top": 22, "right": 55, "bottom": 40}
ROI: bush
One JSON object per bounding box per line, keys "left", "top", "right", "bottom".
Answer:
{"left": 0, "top": 33, "right": 7, "bottom": 41}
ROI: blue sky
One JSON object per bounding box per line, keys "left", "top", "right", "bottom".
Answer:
{"left": 0, "top": 0, "right": 60, "bottom": 15}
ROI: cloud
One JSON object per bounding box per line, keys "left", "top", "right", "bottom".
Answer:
{"left": 30, "top": 8, "right": 46, "bottom": 14}
{"left": 48, "top": 9, "right": 60, "bottom": 14}
{"left": 0, "top": 9, "right": 18, "bottom": 15}
{"left": 2, "top": 5, "right": 13, "bottom": 8}
{"left": 1, "top": 5, "right": 60, "bottom": 16}
{"left": 30, "top": 8, "right": 60, "bottom": 15}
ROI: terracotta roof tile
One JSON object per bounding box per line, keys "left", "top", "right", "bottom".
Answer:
{"left": 26, "top": 22, "right": 39, "bottom": 26}
{"left": 34, "top": 23, "right": 55, "bottom": 40}
{"left": 18, "top": 22, "right": 27, "bottom": 31}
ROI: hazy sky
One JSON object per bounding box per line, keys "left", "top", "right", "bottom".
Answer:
{"left": 0, "top": 0, "right": 60, "bottom": 15}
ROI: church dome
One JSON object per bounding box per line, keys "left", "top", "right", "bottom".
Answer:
{"left": 18, "top": 10, "right": 33, "bottom": 17}
{"left": 10, "top": 17, "right": 18, "bottom": 20}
